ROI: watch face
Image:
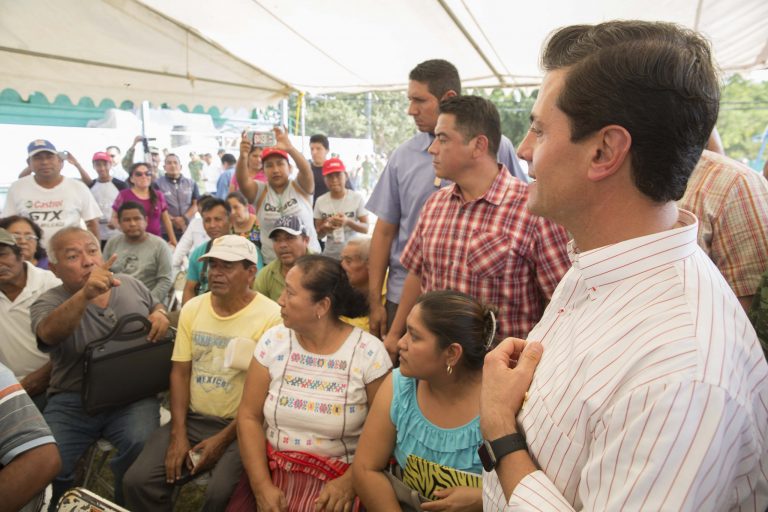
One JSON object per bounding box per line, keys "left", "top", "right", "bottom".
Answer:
{"left": 478, "top": 440, "right": 497, "bottom": 472}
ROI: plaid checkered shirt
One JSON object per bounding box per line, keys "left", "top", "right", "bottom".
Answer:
{"left": 401, "top": 165, "right": 571, "bottom": 339}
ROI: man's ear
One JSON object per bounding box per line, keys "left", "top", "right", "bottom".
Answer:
{"left": 440, "top": 90, "right": 458, "bottom": 101}
{"left": 472, "top": 134, "right": 490, "bottom": 157}
{"left": 587, "top": 125, "right": 631, "bottom": 182}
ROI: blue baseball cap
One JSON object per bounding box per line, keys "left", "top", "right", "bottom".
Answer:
{"left": 27, "top": 139, "right": 57, "bottom": 157}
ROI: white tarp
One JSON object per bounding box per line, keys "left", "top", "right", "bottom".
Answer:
{"left": 0, "top": 0, "right": 292, "bottom": 109}
{"left": 1, "top": 0, "right": 767, "bottom": 106}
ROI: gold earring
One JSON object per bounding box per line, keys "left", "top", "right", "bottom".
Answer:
{"left": 446, "top": 364, "right": 453, "bottom": 375}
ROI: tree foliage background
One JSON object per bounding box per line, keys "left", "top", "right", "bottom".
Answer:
{"left": 285, "top": 75, "right": 767, "bottom": 168}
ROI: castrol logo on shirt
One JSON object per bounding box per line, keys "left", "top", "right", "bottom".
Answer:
{"left": 26, "top": 199, "right": 64, "bottom": 209}
{"left": 25, "top": 199, "right": 66, "bottom": 224}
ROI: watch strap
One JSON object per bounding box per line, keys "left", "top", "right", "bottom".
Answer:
{"left": 479, "top": 433, "right": 527, "bottom": 471}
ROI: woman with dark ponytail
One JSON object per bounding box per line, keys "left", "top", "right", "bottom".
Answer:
{"left": 353, "top": 290, "right": 496, "bottom": 511}
{"left": 109, "top": 162, "right": 177, "bottom": 245}
{"left": 231, "top": 255, "right": 392, "bottom": 512}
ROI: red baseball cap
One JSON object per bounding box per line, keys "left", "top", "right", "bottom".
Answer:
{"left": 260, "top": 148, "right": 289, "bottom": 162}
{"left": 92, "top": 151, "right": 112, "bottom": 162}
{"left": 322, "top": 158, "right": 346, "bottom": 176}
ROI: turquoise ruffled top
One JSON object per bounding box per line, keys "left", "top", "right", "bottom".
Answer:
{"left": 390, "top": 369, "right": 483, "bottom": 474}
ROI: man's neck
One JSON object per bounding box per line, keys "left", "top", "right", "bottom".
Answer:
{"left": 124, "top": 233, "right": 148, "bottom": 244}
{"left": 280, "top": 261, "right": 293, "bottom": 277}
{"left": 0, "top": 264, "right": 28, "bottom": 301}
{"left": 571, "top": 198, "right": 680, "bottom": 252}
{"left": 98, "top": 176, "right": 112, "bottom": 183}
{"left": 211, "top": 291, "right": 255, "bottom": 316}
{"left": 329, "top": 189, "right": 346, "bottom": 200}
{"left": 34, "top": 175, "right": 64, "bottom": 189}
{"left": 454, "top": 161, "right": 499, "bottom": 202}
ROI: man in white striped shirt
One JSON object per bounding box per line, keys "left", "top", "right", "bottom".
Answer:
{"left": 479, "top": 21, "right": 768, "bottom": 511}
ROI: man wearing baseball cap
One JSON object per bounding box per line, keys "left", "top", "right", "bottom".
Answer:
{"left": 0, "top": 227, "right": 61, "bottom": 410}
{"left": 253, "top": 215, "right": 311, "bottom": 301}
{"left": 73, "top": 152, "right": 128, "bottom": 248}
{"left": 124, "top": 235, "right": 281, "bottom": 510}
{"left": 313, "top": 157, "right": 369, "bottom": 260}
{"left": 3, "top": 140, "right": 102, "bottom": 247}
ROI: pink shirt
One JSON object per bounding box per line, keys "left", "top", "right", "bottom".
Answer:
{"left": 112, "top": 188, "right": 168, "bottom": 237}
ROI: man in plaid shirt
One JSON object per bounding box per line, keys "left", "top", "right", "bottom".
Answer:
{"left": 383, "top": 96, "right": 571, "bottom": 359}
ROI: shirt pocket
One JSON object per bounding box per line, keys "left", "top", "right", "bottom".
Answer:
{"left": 466, "top": 231, "right": 511, "bottom": 278}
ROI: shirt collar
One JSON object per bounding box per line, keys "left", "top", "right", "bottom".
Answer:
{"left": 449, "top": 164, "right": 511, "bottom": 206}
{"left": 572, "top": 209, "right": 699, "bottom": 289}
{"left": 417, "top": 131, "right": 435, "bottom": 152}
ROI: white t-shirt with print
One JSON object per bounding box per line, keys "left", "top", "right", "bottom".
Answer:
{"left": 256, "top": 324, "right": 392, "bottom": 463}
{"left": 90, "top": 180, "right": 121, "bottom": 241}
{"left": 3, "top": 176, "right": 102, "bottom": 248}
{"left": 313, "top": 190, "right": 368, "bottom": 260}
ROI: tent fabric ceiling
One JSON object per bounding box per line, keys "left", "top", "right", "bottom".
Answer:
{"left": 1, "top": 0, "right": 767, "bottom": 109}
{"left": 0, "top": 0, "right": 292, "bottom": 109}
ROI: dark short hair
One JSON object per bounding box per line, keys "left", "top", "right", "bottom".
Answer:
{"left": 415, "top": 290, "right": 497, "bottom": 372}
{"left": 0, "top": 215, "right": 46, "bottom": 262}
{"left": 165, "top": 153, "right": 181, "bottom": 164}
{"left": 409, "top": 59, "right": 461, "bottom": 100}
{"left": 200, "top": 197, "right": 231, "bottom": 215}
{"left": 221, "top": 153, "right": 237, "bottom": 165}
{"left": 542, "top": 21, "right": 720, "bottom": 202}
{"left": 294, "top": 255, "right": 368, "bottom": 318}
{"left": 438, "top": 96, "right": 501, "bottom": 156}
{"left": 117, "top": 201, "right": 147, "bottom": 220}
{"left": 309, "top": 134, "right": 330, "bottom": 151}
{"left": 226, "top": 191, "right": 248, "bottom": 206}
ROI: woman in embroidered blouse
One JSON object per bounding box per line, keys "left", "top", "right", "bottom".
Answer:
{"left": 233, "top": 255, "right": 392, "bottom": 512}
{"left": 353, "top": 290, "right": 497, "bottom": 511}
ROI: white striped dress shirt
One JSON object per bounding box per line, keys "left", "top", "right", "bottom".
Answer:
{"left": 483, "top": 210, "right": 768, "bottom": 511}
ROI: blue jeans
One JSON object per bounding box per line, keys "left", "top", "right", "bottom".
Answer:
{"left": 43, "top": 392, "right": 159, "bottom": 509}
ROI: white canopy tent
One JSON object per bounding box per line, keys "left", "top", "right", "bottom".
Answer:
{"left": 1, "top": 0, "right": 767, "bottom": 108}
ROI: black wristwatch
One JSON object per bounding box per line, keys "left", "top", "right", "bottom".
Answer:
{"left": 478, "top": 433, "right": 527, "bottom": 472}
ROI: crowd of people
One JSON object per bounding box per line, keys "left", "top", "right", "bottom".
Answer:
{"left": 2, "top": 18, "right": 768, "bottom": 512}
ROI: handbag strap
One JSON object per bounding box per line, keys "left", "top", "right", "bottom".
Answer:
{"left": 87, "top": 313, "right": 151, "bottom": 347}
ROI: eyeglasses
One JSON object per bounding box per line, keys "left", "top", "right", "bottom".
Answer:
{"left": 133, "top": 171, "right": 153, "bottom": 177}
{"left": 11, "top": 234, "right": 39, "bottom": 242}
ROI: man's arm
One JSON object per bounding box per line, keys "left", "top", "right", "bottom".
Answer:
{"left": 19, "top": 361, "right": 51, "bottom": 398}
{"left": 85, "top": 218, "right": 100, "bottom": 241}
{"left": 36, "top": 260, "right": 117, "bottom": 346}
{"left": 0, "top": 368, "right": 61, "bottom": 512}
{"left": 183, "top": 198, "right": 198, "bottom": 223}
{"left": 381, "top": 271, "right": 421, "bottom": 361}
{"left": 367, "top": 219, "right": 397, "bottom": 338}
{"left": 67, "top": 154, "right": 94, "bottom": 187}
{"left": 165, "top": 361, "right": 192, "bottom": 482}
{"left": 121, "top": 135, "right": 143, "bottom": 172}
{"left": 181, "top": 280, "right": 197, "bottom": 306}
{"left": 273, "top": 126, "right": 313, "bottom": 196}
{"left": 0, "top": 444, "right": 60, "bottom": 512}
{"left": 151, "top": 243, "right": 174, "bottom": 305}
{"left": 235, "top": 134, "right": 258, "bottom": 202}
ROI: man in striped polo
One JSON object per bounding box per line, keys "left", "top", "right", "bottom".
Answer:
{"left": 480, "top": 21, "right": 768, "bottom": 511}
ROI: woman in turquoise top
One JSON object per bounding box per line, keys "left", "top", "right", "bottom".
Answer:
{"left": 353, "top": 290, "right": 497, "bottom": 511}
